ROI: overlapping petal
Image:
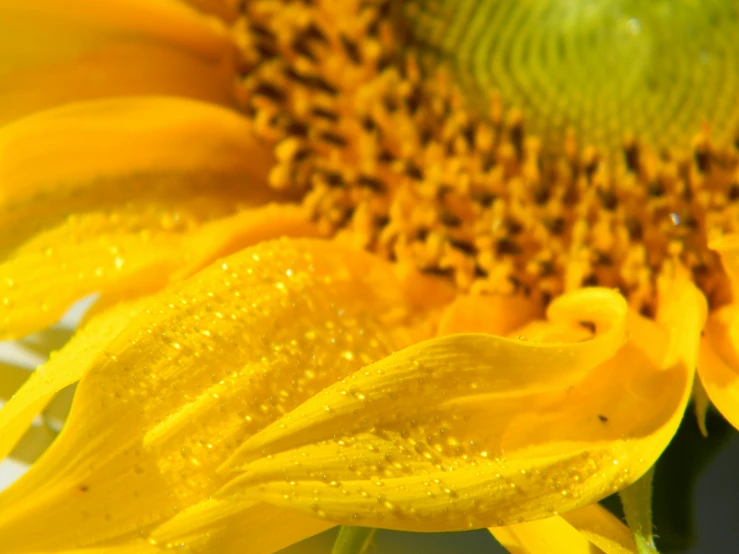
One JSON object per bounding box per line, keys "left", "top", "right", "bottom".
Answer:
{"left": 490, "top": 501, "right": 637, "bottom": 554}
{"left": 0, "top": 96, "right": 276, "bottom": 250}
{"left": 217, "top": 274, "right": 703, "bottom": 532}
{"left": 0, "top": 295, "right": 151, "bottom": 462}
{"left": 699, "top": 236, "right": 739, "bottom": 430}
{"left": 698, "top": 307, "right": 739, "bottom": 431}
{"left": 0, "top": 96, "right": 315, "bottom": 338}
{"left": 0, "top": 0, "right": 236, "bottom": 125}
{"left": 0, "top": 203, "right": 316, "bottom": 339}
{"left": 0, "top": 239, "right": 429, "bottom": 553}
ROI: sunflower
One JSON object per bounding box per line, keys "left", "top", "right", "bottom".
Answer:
{"left": 0, "top": 1, "right": 737, "bottom": 553}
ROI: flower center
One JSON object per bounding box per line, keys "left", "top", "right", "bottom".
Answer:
{"left": 233, "top": 0, "right": 738, "bottom": 314}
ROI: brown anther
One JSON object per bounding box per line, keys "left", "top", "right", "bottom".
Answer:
{"left": 440, "top": 210, "right": 463, "bottom": 227}
{"left": 312, "top": 107, "right": 340, "bottom": 122}
{"left": 581, "top": 274, "right": 598, "bottom": 286}
{"left": 544, "top": 217, "right": 566, "bottom": 235}
{"left": 404, "top": 162, "right": 424, "bottom": 180}
{"left": 252, "top": 82, "right": 286, "bottom": 103}
{"left": 291, "top": 38, "right": 318, "bottom": 63}
{"left": 594, "top": 252, "right": 613, "bottom": 266}
{"left": 647, "top": 180, "right": 665, "bottom": 197}
{"left": 472, "top": 192, "right": 496, "bottom": 208}
{"left": 321, "top": 171, "right": 345, "bottom": 188}
{"left": 318, "top": 131, "right": 348, "bottom": 147}
{"left": 496, "top": 238, "right": 522, "bottom": 256}
{"left": 505, "top": 219, "right": 524, "bottom": 235}
{"left": 377, "top": 149, "right": 395, "bottom": 163}
{"left": 340, "top": 34, "right": 362, "bottom": 64}
{"left": 624, "top": 139, "right": 640, "bottom": 173}
{"left": 357, "top": 175, "right": 387, "bottom": 193}
{"left": 625, "top": 218, "right": 643, "bottom": 241}
{"left": 728, "top": 182, "right": 739, "bottom": 201}
{"left": 449, "top": 238, "right": 478, "bottom": 255}
{"left": 532, "top": 184, "right": 550, "bottom": 205}
{"left": 598, "top": 189, "right": 618, "bottom": 211}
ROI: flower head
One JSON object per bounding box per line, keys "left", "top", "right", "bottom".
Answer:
{"left": 1, "top": 1, "right": 738, "bottom": 553}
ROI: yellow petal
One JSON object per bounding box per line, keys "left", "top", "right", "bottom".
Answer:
{"left": 149, "top": 500, "right": 333, "bottom": 554}
{"left": 0, "top": 296, "right": 151, "bottom": 462}
{"left": 0, "top": 96, "right": 274, "bottom": 230}
{"left": 563, "top": 504, "right": 637, "bottom": 554}
{"left": 700, "top": 235, "right": 739, "bottom": 430}
{"left": 0, "top": 239, "right": 421, "bottom": 552}
{"left": 0, "top": 96, "right": 282, "bottom": 264}
{"left": 0, "top": 202, "right": 315, "bottom": 339}
{"left": 0, "top": 225, "right": 180, "bottom": 339}
{"left": 0, "top": 0, "right": 236, "bottom": 125}
{"left": 218, "top": 277, "right": 702, "bottom": 532}
{"left": 25, "top": 543, "right": 160, "bottom": 554}
{"left": 437, "top": 294, "right": 543, "bottom": 337}
{"left": 698, "top": 306, "right": 739, "bottom": 431}
{"left": 183, "top": 0, "right": 239, "bottom": 21}
{"left": 491, "top": 503, "right": 637, "bottom": 554}
{"left": 711, "top": 234, "right": 739, "bottom": 296}
{"left": 224, "top": 287, "right": 627, "bottom": 462}
{"left": 490, "top": 515, "right": 593, "bottom": 554}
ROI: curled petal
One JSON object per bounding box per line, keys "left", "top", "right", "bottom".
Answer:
{"left": 0, "top": 0, "right": 236, "bottom": 125}
{"left": 219, "top": 279, "right": 702, "bottom": 531}
{"left": 698, "top": 307, "right": 739, "bottom": 431}
{"left": 0, "top": 239, "right": 420, "bottom": 552}
{"left": 224, "top": 287, "right": 627, "bottom": 462}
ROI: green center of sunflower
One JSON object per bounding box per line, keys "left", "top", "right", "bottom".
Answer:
{"left": 234, "top": 0, "right": 739, "bottom": 314}
{"left": 405, "top": 0, "right": 739, "bottom": 151}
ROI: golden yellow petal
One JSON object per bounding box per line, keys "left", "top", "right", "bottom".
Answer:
{"left": 0, "top": 96, "right": 284, "bottom": 262}
{"left": 563, "top": 504, "right": 637, "bottom": 554}
{"left": 0, "top": 96, "right": 273, "bottom": 215}
{"left": 25, "top": 542, "right": 160, "bottom": 554}
{"left": 149, "top": 500, "right": 333, "bottom": 554}
{"left": 0, "top": 0, "right": 236, "bottom": 125}
{"left": 437, "top": 294, "right": 543, "bottom": 337}
{"left": 218, "top": 277, "right": 702, "bottom": 531}
{"left": 0, "top": 225, "right": 180, "bottom": 339}
{"left": 698, "top": 306, "right": 739, "bottom": 431}
{"left": 0, "top": 202, "right": 315, "bottom": 339}
{"left": 0, "top": 296, "right": 151, "bottom": 462}
{"left": 0, "top": 239, "right": 420, "bottom": 552}
{"left": 223, "top": 287, "right": 627, "bottom": 463}
{"left": 490, "top": 515, "right": 593, "bottom": 554}
{"left": 183, "top": 0, "right": 238, "bottom": 21}
{"left": 711, "top": 234, "right": 739, "bottom": 297}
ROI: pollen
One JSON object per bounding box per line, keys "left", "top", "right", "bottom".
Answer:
{"left": 234, "top": 0, "right": 739, "bottom": 315}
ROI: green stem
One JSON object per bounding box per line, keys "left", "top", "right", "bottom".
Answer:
{"left": 619, "top": 466, "right": 659, "bottom": 554}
